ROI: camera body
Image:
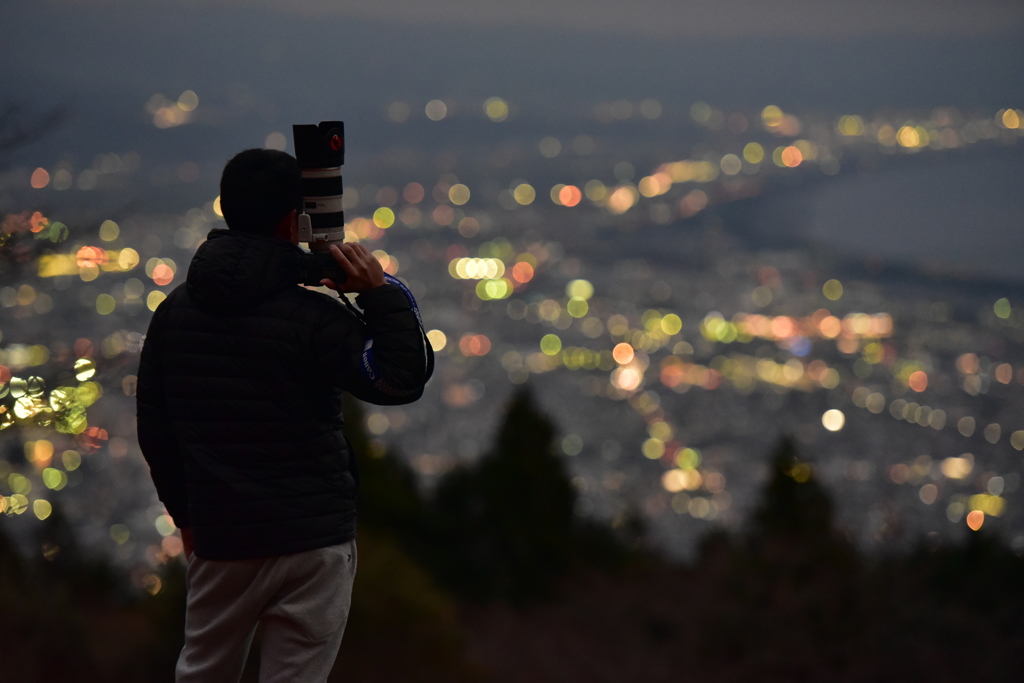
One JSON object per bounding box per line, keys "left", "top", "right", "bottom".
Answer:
{"left": 293, "top": 121, "right": 348, "bottom": 286}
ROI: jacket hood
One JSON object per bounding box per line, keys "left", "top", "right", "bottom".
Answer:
{"left": 186, "top": 229, "right": 302, "bottom": 311}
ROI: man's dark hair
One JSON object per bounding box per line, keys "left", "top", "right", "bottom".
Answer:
{"left": 219, "top": 149, "right": 302, "bottom": 235}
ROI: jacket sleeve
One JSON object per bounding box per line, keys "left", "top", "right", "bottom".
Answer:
{"left": 136, "top": 306, "right": 190, "bottom": 528}
{"left": 313, "top": 283, "right": 434, "bottom": 405}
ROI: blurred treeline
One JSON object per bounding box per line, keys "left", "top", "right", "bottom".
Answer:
{"left": 1, "top": 390, "right": 1023, "bottom": 681}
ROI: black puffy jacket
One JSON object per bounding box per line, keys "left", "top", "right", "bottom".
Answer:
{"left": 136, "top": 229, "right": 432, "bottom": 560}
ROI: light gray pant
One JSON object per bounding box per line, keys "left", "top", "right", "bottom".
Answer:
{"left": 176, "top": 540, "right": 357, "bottom": 683}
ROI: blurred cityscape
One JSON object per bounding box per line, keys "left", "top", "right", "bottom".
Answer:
{"left": 1, "top": 94, "right": 1023, "bottom": 581}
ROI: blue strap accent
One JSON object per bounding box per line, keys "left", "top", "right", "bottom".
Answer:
{"left": 358, "top": 275, "right": 433, "bottom": 396}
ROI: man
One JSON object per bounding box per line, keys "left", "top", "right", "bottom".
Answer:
{"left": 137, "top": 148, "right": 433, "bottom": 682}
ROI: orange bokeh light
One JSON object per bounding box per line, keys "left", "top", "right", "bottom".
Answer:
{"left": 403, "top": 182, "right": 424, "bottom": 204}
{"left": 459, "top": 334, "right": 491, "bottom": 357}
{"left": 152, "top": 264, "right": 174, "bottom": 286}
{"left": 770, "top": 316, "right": 796, "bottom": 339}
{"left": 558, "top": 185, "right": 582, "bottom": 207}
{"left": 908, "top": 370, "right": 928, "bottom": 392}
{"left": 661, "top": 364, "right": 685, "bottom": 388}
{"left": 781, "top": 146, "right": 803, "bottom": 167}
{"left": 30, "top": 211, "right": 48, "bottom": 233}
{"left": 612, "top": 343, "right": 635, "bottom": 365}
{"left": 818, "top": 316, "right": 842, "bottom": 339}
{"left": 30, "top": 168, "right": 50, "bottom": 189}
{"left": 76, "top": 246, "right": 108, "bottom": 268}
{"left": 966, "top": 510, "right": 984, "bottom": 531}
{"left": 511, "top": 261, "right": 534, "bottom": 283}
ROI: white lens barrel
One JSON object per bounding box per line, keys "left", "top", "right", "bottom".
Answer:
{"left": 301, "top": 195, "right": 344, "bottom": 214}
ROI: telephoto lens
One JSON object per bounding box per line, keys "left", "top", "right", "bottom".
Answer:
{"left": 292, "top": 121, "right": 348, "bottom": 285}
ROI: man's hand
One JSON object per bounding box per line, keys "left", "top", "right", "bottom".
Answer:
{"left": 320, "top": 243, "right": 387, "bottom": 293}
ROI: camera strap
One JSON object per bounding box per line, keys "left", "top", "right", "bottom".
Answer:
{"left": 357, "top": 274, "right": 434, "bottom": 396}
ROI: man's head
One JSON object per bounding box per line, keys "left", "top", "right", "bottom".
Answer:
{"left": 219, "top": 149, "right": 302, "bottom": 237}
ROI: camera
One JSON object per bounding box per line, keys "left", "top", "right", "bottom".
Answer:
{"left": 292, "top": 121, "right": 348, "bottom": 286}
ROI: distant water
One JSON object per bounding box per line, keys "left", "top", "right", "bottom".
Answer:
{"left": 807, "top": 155, "right": 1024, "bottom": 282}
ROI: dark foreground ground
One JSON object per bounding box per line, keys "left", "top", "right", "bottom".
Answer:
{"left": 2, "top": 393, "right": 1022, "bottom": 681}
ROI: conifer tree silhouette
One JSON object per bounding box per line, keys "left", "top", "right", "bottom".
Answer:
{"left": 428, "top": 388, "right": 576, "bottom": 601}
{"left": 342, "top": 394, "right": 425, "bottom": 540}
{"left": 752, "top": 436, "right": 835, "bottom": 541}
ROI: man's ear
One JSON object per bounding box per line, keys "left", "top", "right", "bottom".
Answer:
{"left": 274, "top": 209, "right": 299, "bottom": 243}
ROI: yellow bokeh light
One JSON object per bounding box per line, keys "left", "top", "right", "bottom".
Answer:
{"left": 540, "top": 334, "right": 562, "bottom": 356}
{"left": 550, "top": 184, "right": 566, "bottom": 205}
{"left": 74, "top": 357, "right": 96, "bottom": 381}
{"left": 448, "top": 184, "right": 470, "bottom": 205}
{"left": 476, "top": 278, "right": 512, "bottom": 300}
{"left": 642, "top": 438, "right": 664, "bottom": 459}
{"left": 96, "top": 293, "right": 116, "bottom": 315}
{"left": 837, "top": 115, "right": 864, "bottom": 136}
{"left": 147, "top": 290, "right": 166, "bottom": 311}
{"left": 649, "top": 421, "right": 673, "bottom": 441}
{"left": 42, "top": 468, "right": 67, "bottom": 490}
{"left": 426, "top": 329, "right": 447, "bottom": 351}
{"left": 110, "top": 524, "right": 130, "bottom": 545}
{"left": 373, "top": 207, "right": 395, "bottom": 229}
{"left": 690, "top": 101, "right": 712, "bottom": 123}
{"left": 99, "top": 220, "right": 119, "bottom": 241}
{"left": 607, "top": 185, "right": 638, "bottom": 214}
{"left": 513, "top": 183, "right": 536, "bottom": 205}
{"left": 993, "top": 298, "right": 1011, "bottom": 319}
{"left": 62, "top": 450, "right": 81, "bottom": 471}
{"left": 33, "top": 499, "right": 52, "bottom": 520}
{"left": 637, "top": 176, "right": 659, "bottom": 198}
{"left": 822, "top": 409, "right": 845, "bottom": 431}
{"left": 897, "top": 125, "right": 920, "bottom": 147}
{"left": 660, "top": 314, "right": 682, "bottom": 335}
{"left": 743, "top": 142, "right": 764, "bottom": 164}
{"left": 761, "top": 105, "right": 783, "bottom": 127}
{"left": 118, "top": 248, "right": 140, "bottom": 270}
{"left": 941, "top": 456, "right": 973, "bottom": 479}
{"left": 566, "top": 279, "right": 594, "bottom": 300}
{"left": 177, "top": 90, "right": 199, "bottom": 112}
{"left": 612, "top": 367, "right": 641, "bottom": 391}
{"left": 566, "top": 297, "right": 589, "bottom": 318}
{"left": 823, "top": 279, "right": 843, "bottom": 300}
{"left": 662, "top": 469, "right": 686, "bottom": 492}
{"left": 484, "top": 97, "right": 508, "bottom": 122}
{"left": 584, "top": 180, "right": 606, "bottom": 201}
{"left": 450, "top": 257, "right": 506, "bottom": 280}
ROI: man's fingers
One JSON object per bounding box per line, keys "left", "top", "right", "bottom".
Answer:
{"left": 341, "top": 242, "right": 372, "bottom": 266}
{"left": 331, "top": 244, "right": 358, "bottom": 275}
{"left": 330, "top": 242, "right": 385, "bottom": 292}
{"left": 342, "top": 243, "right": 382, "bottom": 275}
